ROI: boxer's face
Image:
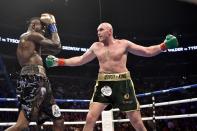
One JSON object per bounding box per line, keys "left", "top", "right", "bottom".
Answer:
{"left": 30, "top": 19, "right": 43, "bottom": 32}
{"left": 97, "top": 24, "right": 111, "bottom": 42}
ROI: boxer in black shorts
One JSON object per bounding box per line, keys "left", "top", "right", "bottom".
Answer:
{"left": 5, "top": 13, "right": 64, "bottom": 131}
{"left": 17, "top": 65, "right": 61, "bottom": 124}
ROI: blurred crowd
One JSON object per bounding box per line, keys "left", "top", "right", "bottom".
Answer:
{"left": 0, "top": 72, "right": 197, "bottom": 131}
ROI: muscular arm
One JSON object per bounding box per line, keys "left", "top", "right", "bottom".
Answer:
{"left": 46, "top": 44, "right": 97, "bottom": 67}
{"left": 63, "top": 46, "right": 96, "bottom": 66}
{"left": 40, "top": 32, "right": 61, "bottom": 55}
{"left": 127, "top": 40, "right": 163, "bottom": 57}
{"left": 39, "top": 13, "right": 61, "bottom": 55}
{"left": 27, "top": 32, "right": 61, "bottom": 55}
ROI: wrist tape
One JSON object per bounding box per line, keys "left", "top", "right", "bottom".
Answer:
{"left": 48, "top": 24, "right": 58, "bottom": 33}
{"left": 160, "top": 43, "right": 167, "bottom": 51}
{"left": 58, "top": 58, "right": 65, "bottom": 66}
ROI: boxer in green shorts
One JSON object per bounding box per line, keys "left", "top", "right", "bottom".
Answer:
{"left": 92, "top": 72, "right": 140, "bottom": 111}
{"left": 46, "top": 22, "right": 178, "bottom": 131}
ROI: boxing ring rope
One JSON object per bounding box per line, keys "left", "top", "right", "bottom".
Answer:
{"left": 0, "top": 113, "right": 197, "bottom": 126}
{"left": 0, "top": 84, "right": 197, "bottom": 130}
{"left": 1, "top": 97, "right": 197, "bottom": 112}
{"left": 1, "top": 84, "right": 196, "bottom": 103}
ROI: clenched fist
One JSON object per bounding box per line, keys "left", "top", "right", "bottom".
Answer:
{"left": 40, "top": 13, "right": 56, "bottom": 25}
{"left": 46, "top": 55, "right": 65, "bottom": 67}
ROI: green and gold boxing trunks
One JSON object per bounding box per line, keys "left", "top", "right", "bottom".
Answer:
{"left": 91, "top": 72, "right": 140, "bottom": 112}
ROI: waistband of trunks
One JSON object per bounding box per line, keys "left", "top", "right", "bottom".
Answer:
{"left": 97, "top": 72, "right": 131, "bottom": 81}
{"left": 20, "top": 65, "right": 46, "bottom": 77}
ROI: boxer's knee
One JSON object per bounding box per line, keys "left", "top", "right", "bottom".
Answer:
{"left": 86, "top": 112, "right": 97, "bottom": 124}
{"left": 53, "top": 118, "right": 64, "bottom": 129}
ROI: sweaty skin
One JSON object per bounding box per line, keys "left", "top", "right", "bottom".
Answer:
{"left": 46, "top": 22, "right": 166, "bottom": 131}
{"left": 60, "top": 22, "right": 162, "bottom": 74}
{"left": 45, "top": 22, "right": 177, "bottom": 131}
{"left": 5, "top": 17, "right": 64, "bottom": 131}
{"left": 17, "top": 32, "right": 43, "bottom": 66}
{"left": 17, "top": 19, "right": 61, "bottom": 67}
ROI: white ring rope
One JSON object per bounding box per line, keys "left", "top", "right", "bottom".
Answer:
{"left": 0, "top": 97, "right": 196, "bottom": 112}
{"left": 0, "top": 121, "right": 102, "bottom": 126}
{"left": 0, "top": 108, "right": 90, "bottom": 112}
{"left": 137, "top": 97, "right": 197, "bottom": 109}
{"left": 113, "top": 113, "right": 197, "bottom": 122}
{"left": 113, "top": 97, "right": 197, "bottom": 111}
{"left": 0, "top": 114, "right": 196, "bottom": 126}
{"left": 0, "top": 97, "right": 196, "bottom": 126}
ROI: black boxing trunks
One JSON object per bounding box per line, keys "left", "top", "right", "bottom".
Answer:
{"left": 16, "top": 65, "right": 62, "bottom": 124}
{"left": 91, "top": 72, "right": 140, "bottom": 112}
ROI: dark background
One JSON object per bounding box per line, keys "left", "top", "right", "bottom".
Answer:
{"left": 0, "top": 0, "right": 196, "bottom": 98}
{"left": 0, "top": 1, "right": 197, "bottom": 130}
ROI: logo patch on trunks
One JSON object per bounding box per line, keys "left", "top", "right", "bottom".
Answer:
{"left": 40, "top": 87, "right": 46, "bottom": 96}
{"left": 52, "top": 105, "right": 61, "bottom": 117}
{"left": 101, "top": 86, "right": 112, "bottom": 96}
{"left": 124, "top": 93, "right": 130, "bottom": 100}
